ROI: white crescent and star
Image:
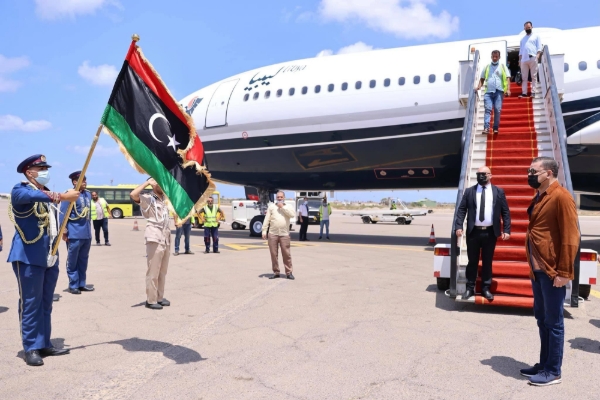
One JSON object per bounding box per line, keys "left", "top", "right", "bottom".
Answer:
{"left": 149, "top": 113, "right": 180, "bottom": 151}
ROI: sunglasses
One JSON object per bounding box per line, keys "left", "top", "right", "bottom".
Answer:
{"left": 527, "top": 168, "right": 548, "bottom": 175}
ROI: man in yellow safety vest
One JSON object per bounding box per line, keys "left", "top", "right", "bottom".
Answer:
{"left": 476, "top": 50, "right": 511, "bottom": 135}
{"left": 198, "top": 197, "right": 224, "bottom": 254}
{"left": 91, "top": 191, "right": 112, "bottom": 246}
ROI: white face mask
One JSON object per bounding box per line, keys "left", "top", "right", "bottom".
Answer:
{"left": 34, "top": 170, "right": 51, "bottom": 186}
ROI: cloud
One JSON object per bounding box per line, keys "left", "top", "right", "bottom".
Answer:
{"left": 317, "top": 0, "right": 459, "bottom": 40}
{"left": 78, "top": 61, "right": 118, "bottom": 86}
{"left": 0, "top": 115, "right": 52, "bottom": 132}
{"left": 34, "top": 0, "right": 122, "bottom": 20}
{"left": 0, "top": 55, "right": 30, "bottom": 92}
{"left": 316, "top": 41, "right": 375, "bottom": 57}
{"left": 70, "top": 144, "right": 120, "bottom": 157}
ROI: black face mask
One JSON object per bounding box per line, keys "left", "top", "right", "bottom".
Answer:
{"left": 525, "top": 28, "right": 532, "bottom": 34}
{"left": 476, "top": 174, "right": 489, "bottom": 185}
{"left": 528, "top": 174, "right": 544, "bottom": 189}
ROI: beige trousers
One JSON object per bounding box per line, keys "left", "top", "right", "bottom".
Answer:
{"left": 520, "top": 57, "right": 539, "bottom": 94}
{"left": 146, "top": 242, "right": 170, "bottom": 304}
{"left": 268, "top": 234, "right": 293, "bottom": 275}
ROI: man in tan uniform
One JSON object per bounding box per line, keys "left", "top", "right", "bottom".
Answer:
{"left": 262, "top": 191, "right": 296, "bottom": 280}
{"left": 130, "top": 179, "right": 172, "bottom": 310}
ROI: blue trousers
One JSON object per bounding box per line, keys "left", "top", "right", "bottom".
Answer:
{"left": 484, "top": 90, "right": 504, "bottom": 130}
{"left": 66, "top": 239, "right": 91, "bottom": 289}
{"left": 175, "top": 223, "right": 192, "bottom": 253}
{"left": 531, "top": 270, "right": 566, "bottom": 376}
{"left": 204, "top": 227, "right": 219, "bottom": 251}
{"left": 13, "top": 262, "right": 59, "bottom": 352}
{"left": 319, "top": 220, "right": 330, "bottom": 237}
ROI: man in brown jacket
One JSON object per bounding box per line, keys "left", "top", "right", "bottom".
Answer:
{"left": 520, "top": 157, "right": 579, "bottom": 386}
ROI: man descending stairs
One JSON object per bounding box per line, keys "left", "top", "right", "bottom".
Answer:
{"left": 460, "top": 80, "right": 551, "bottom": 307}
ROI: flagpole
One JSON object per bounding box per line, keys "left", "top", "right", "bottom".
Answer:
{"left": 51, "top": 124, "right": 104, "bottom": 256}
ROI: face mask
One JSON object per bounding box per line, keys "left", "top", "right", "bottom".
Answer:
{"left": 528, "top": 174, "right": 547, "bottom": 189}
{"left": 492, "top": 61, "right": 499, "bottom": 65}
{"left": 525, "top": 29, "right": 532, "bottom": 34}
{"left": 34, "top": 170, "right": 51, "bottom": 186}
{"left": 476, "top": 173, "right": 488, "bottom": 185}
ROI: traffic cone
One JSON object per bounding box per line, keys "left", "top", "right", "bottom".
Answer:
{"left": 133, "top": 219, "right": 139, "bottom": 231}
{"left": 427, "top": 224, "right": 436, "bottom": 245}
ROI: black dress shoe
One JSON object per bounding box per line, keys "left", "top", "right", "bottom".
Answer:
{"left": 269, "top": 274, "right": 281, "bottom": 279}
{"left": 105, "top": 242, "right": 111, "bottom": 246}
{"left": 69, "top": 288, "right": 81, "bottom": 295}
{"left": 79, "top": 286, "right": 95, "bottom": 292}
{"left": 25, "top": 350, "right": 44, "bottom": 366}
{"left": 184, "top": 251, "right": 194, "bottom": 255}
{"left": 145, "top": 302, "right": 163, "bottom": 310}
{"left": 39, "top": 347, "right": 70, "bottom": 357}
{"left": 213, "top": 250, "right": 220, "bottom": 253}
{"left": 287, "top": 274, "right": 295, "bottom": 280}
{"left": 204, "top": 250, "right": 210, "bottom": 254}
{"left": 173, "top": 252, "right": 180, "bottom": 256}
{"left": 463, "top": 289, "right": 475, "bottom": 300}
{"left": 482, "top": 289, "right": 495, "bottom": 301}
{"left": 158, "top": 298, "right": 170, "bottom": 306}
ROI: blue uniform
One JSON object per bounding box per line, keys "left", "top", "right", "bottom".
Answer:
{"left": 7, "top": 182, "right": 61, "bottom": 352}
{"left": 60, "top": 191, "right": 92, "bottom": 290}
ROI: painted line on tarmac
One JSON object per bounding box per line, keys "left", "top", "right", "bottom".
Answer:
{"left": 590, "top": 289, "right": 600, "bottom": 299}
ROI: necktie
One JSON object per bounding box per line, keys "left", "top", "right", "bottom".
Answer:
{"left": 479, "top": 186, "right": 486, "bottom": 222}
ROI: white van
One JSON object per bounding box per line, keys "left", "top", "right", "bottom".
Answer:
{"left": 231, "top": 200, "right": 261, "bottom": 230}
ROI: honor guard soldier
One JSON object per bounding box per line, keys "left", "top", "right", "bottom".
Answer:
{"left": 7, "top": 155, "right": 79, "bottom": 366}
{"left": 60, "top": 171, "right": 94, "bottom": 295}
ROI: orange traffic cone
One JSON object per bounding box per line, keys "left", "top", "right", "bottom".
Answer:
{"left": 133, "top": 219, "right": 139, "bottom": 231}
{"left": 427, "top": 224, "right": 436, "bottom": 245}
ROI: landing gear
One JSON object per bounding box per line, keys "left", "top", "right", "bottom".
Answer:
{"left": 249, "top": 187, "right": 275, "bottom": 237}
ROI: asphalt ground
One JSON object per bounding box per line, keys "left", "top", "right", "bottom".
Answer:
{"left": 0, "top": 200, "right": 599, "bottom": 399}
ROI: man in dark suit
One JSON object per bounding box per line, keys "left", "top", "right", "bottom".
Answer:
{"left": 454, "top": 166, "right": 511, "bottom": 301}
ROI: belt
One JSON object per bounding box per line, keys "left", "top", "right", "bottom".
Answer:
{"left": 474, "top": 226, "right": 493, "bottom": 230}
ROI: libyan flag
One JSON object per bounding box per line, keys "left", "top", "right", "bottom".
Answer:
{"left": 100, "top": 40, "right": 214, "bottom": 219}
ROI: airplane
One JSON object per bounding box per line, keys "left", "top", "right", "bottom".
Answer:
{"left": 180, "top": 26, "right": 600, "bottom": 202}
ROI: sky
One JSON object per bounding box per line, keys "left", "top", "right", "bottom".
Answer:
{"left": 0, "top": 0, "right": 598, "bottom": 202}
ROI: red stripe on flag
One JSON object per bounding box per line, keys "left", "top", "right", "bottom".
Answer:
{"left": 125, "top": 42, "right": 187, "bottom": 126}
{"left": 187, "top": 136, "right": 205, "bottom": 163}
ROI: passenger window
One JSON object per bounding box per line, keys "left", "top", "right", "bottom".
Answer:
{"left": 444, "top": 73, "right": 451, "bottom": 82}
{"left": 115, "top": 190, "right": 128, "bottom": 201}
{"left": 414, "top": 76, "right": 420, "bottom": 84}
{"left": 276, "top": 89, "right": 283, "bottom": 97}
{"left": 429, "top": 74, "right": 435, "bottom": 83}
{"left": 328, "top": 84, "right": 334, "bottom": 92}
{"left": 289, "top": 88, "right": 295, "bottom": 96}
{"left": 265, "top": 90, "right": 271, "bottom": 99}
{"left": 579, "top": 61, "right": 587, "bottom": 71}
{"left": 243, "top": 93, "right": 249, "bottom": 102}
{"left": 369, "top": 80, "right": 376, "bottom": 88}
{"left": 342, "top": 82, "right": 348, "bottom": 91}
{"left": 315, "top": 85, "right": 321, "bottom": 93}
{"left": 302, "top": 86, "right": 308, "bottom": 95}
{"left": 355, "top": 81, "right": 362, "bottom": 89}
{"left": 253, "top": 92, "right": 259, "bottom": 100}
{"left": 398, "top": 77, "right": 405, "bottom": 86}
{"left": 384, "top": 78, "right": 390, "bottom": 87}
{"left": 564, "top": 63, "right": 569, "bottom": 72}
{"left": 104, "top": 190, "right": 115, "bottom": 201}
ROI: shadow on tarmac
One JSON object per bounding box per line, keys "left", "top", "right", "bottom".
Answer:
{"left": 568, "top": 338, "right": 600, "bottom": 354}
{"left": 0, "top": 306, "right": 8, "bottom": 314}
{"left": 480, "top": 356, "right": 531, "bottom": 379}
{"left": 64, "top": 337, "right": 206, "bottom": 364}
{"left": 590, "top": 319, "right": 600, "bottom": 329}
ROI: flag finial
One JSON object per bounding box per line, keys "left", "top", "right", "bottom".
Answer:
{"left": 132, "top": 34, "right": 140, "bottom": 42}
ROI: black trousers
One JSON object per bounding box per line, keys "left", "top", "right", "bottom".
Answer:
{"left": 93, "top": 219, "right": 109, "bottom": 244}
{"left": 299, "top": 218, "right": 309, "bottom": 240}
{"left": 465, "top": 227, "right": 497, "bottom": 291}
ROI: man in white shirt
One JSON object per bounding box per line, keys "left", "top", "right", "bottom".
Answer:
{"left": 263, "top": 191, "right": 296, "bottom": 280}
{"left": 454, "top": 166, "right": 512, "bottom": 301}
{"left": 298, "top": 196, "right": 310, "bottom": 241}
{"left": 519, "top": 21, "right": 543, "bottom": 98}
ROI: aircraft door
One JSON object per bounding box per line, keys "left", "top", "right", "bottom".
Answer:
{"left": 468, "top": 40, "right": 507, "bottom": 63}
{"left": 205, "top": 79, "right": 239, "bottom": 128}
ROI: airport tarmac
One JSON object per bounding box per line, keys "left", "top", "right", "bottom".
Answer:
{"left": 0, "top": 201, "right": 599, "bottom": 399}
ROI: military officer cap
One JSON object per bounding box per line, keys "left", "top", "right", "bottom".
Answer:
{"left": 16, "top": 154, "right": 51, "bottom": 173}
{"left": 69, "top": 171, "right": 86, "bottom": 181}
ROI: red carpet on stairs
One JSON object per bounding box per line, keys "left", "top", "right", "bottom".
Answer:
{"left": 482, "top": 82, "right": 537, "bottom": 307}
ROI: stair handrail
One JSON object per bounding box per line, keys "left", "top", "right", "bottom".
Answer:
{"left": 540, "top": 45, "right": 581, "bottom": 307}
{"left": 450, "top": 50, "right": 480, "bottom": 297}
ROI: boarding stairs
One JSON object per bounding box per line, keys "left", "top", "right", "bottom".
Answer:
{"left": 450, "top": 47, "right": 581, "bottom": 308}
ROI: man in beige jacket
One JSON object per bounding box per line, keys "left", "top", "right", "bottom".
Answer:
{"left": 262, "top": 191, "right": 296, "bottom": 280}
{"left": 130, "top": 178, "right": 172, "bottom": 310}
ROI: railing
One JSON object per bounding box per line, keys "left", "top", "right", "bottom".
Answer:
{"left": 539, "top": 45, "right": 581, "bottom": 307}
{"left": 449, "top": 50, "right": 481, "bottom": 298}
